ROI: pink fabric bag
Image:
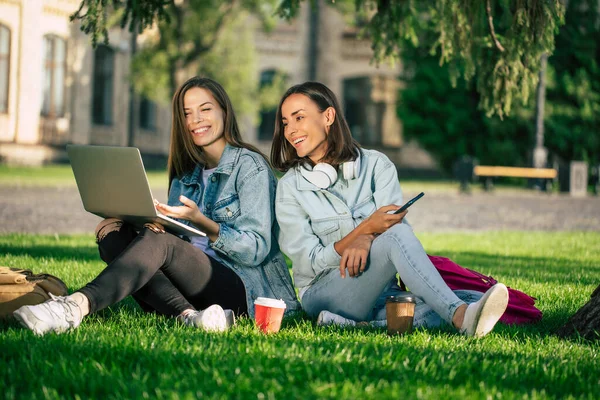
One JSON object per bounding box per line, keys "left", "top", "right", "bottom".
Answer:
{"left": 426, "top": 255, "right": 542, "bottom": 325}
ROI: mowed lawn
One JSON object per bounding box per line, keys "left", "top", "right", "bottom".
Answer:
{"left": 0, "top": 231, "right": 599, "bottom": 399}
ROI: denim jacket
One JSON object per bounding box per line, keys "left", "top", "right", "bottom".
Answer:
{"left": 275, "top": 149, "right": 405, "bottom": 290}
{"left": 168, "top": 144, "right": 300, "bottom": 317}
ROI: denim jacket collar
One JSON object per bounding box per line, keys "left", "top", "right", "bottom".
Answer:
{"left": 180, "top": 144, "right": 242, "bottom": 186}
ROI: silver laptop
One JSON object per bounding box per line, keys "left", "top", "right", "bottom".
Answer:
{"left": 67, "top": 144, "right": 206, "bottom": 237}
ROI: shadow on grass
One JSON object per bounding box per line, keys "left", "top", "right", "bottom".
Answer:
{"left": 0, "top": 323, "right": 597, "bottom": 399}
{"left": 433, "top": 250, "right": 600, "bottom": 286}
{"left": 1, "top": 241, "right": 594, "bottom": 322}
{"left": 0, "top": 243, "right": 99, "bottom": 263}
{"left": 2, "top": 242, "right": 596, "bottom": 286}
{"left": 2, "top": 237, "right": 596, "bottom": 282}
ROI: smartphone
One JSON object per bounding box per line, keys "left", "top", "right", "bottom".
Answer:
{"left": 394, "top": 192, "right": 424, "bottom": 214}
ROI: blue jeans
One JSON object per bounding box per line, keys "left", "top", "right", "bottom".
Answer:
{"left": 302, "top": 222, "right": 476, "bottom": 327}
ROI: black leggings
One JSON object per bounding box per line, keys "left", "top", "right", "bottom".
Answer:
{"left": 78, "top": 223, "right": 248, "bottom": 317}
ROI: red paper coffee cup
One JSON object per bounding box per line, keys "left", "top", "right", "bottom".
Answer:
{"left": 254, "top": 297, "right": 286, "bottom": 334}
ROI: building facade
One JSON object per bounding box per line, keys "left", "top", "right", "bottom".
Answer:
{"left": 0, "top": 0, "right": 436, "bottom": 169}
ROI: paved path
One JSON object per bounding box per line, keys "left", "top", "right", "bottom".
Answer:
{"left": 1, "top": 185, "right": 599, "bottom": 234}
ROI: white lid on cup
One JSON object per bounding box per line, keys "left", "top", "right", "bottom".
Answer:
{"left": 254, "top": 297, "right": 287, "bottom": 309}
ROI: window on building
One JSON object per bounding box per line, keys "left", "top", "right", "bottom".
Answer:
{"left": 92, "top": 45, "right": 114, "bottom": 125}
{"left": 343, "top": 77, "right": 382, "bottom": 146}
{"left": 258, "top": 69, "right": 279, "bottom": 141}
{"left": 139, "top": 96, "right": 157, "bottom": 131}
{"left": 0, "top": 24, "right": 11, "bottom": 113}
{"left": 41, "top": 35, "right": 67, "bottom": 117}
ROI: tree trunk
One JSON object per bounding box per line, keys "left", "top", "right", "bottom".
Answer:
{"left": 169, "top": 1, "right": 183, "bottom": 96}
{"left": 533, "top": 53, "right": 548, "bottom": 169}
{"left": 127, "top": 24, "right": 138, "bottom": 147}
{"left": 556, "top": 284, "right": 600, "bottom": 340}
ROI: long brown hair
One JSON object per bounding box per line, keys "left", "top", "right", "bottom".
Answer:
{"left": 270, "top": 81, "right": 360, "bottom": 172}
{"left": 168, "top": 76, "right": 267, "bottom": 185}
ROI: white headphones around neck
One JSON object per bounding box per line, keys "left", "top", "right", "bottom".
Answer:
{"left": 300, "top": 156, "right": 361, "bottom": 189}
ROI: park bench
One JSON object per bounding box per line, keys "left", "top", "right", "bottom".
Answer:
{"left": 474, "top": 165, "right": 557, "bottom": 191}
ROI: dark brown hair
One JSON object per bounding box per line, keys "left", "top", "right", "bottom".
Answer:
{"left": 168, "top": 76, "right": 267, "bottom": 185}
{"left": 270, "top": 81, "right": 360, "bottom": 172}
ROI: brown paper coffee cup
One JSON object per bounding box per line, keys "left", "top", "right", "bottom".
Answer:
{"left": 386, "top": 293, "right": 416, "bottom": 335}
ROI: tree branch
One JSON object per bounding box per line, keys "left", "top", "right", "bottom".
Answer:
{"left": 182, "top": 0, "right": 238, "bottom": 66}
{"left": 486, "top": 0, "right": 505, "bottom": 52}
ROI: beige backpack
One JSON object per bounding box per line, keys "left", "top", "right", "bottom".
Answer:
{"left": 0, "top": 266, "right": 68, "bottom": 318}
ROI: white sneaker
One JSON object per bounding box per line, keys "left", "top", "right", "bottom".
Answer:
{"left": 369, "top": 319, "right": 387, "bottom": 328}
{"left": 460, "top": 283, "right": 509, "bottom": 337}
{"left": 317, "top": 310, "right": 356, "bottom": 327}
{"left": 180, "top": 305, "right": 228, "bottom": 332}
{"left": 13, "top": 293, "right": 83, "bottom": 336}
{"left": 224, "top": 309, "right": 235, "bottom": 328}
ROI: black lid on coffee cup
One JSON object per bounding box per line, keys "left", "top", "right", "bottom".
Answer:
{"left": 386, "top": 293, "right": 416, "bottom": 304}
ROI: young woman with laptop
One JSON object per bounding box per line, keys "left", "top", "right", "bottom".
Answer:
{"left": 14, "top": 77, "right": 300, "bottom": 335}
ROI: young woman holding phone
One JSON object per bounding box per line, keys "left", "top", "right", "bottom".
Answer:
{"left": 271, "top": 81, "right": 508, "bottom": 336}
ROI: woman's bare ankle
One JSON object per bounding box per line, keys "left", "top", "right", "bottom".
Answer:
{"left": 452, "top": 304, "right": 467, "bottom": 330}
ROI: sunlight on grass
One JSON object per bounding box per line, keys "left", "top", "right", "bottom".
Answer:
{"left": 0, "top": 164, "right": 537, "bottom": 193}
{"left": 0, "top": 231, "right": 599, "bottom": 399}
{"left": 0, "top": 165, "right": 169, "bottom": 188}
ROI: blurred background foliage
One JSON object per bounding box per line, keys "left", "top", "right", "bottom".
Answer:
{"left": 545, "top": 0, "right": 600, "bottom": 167}
{"left": 71, "top": 0, "right": 598, "bottom": 174}
{"left": 397, "top": 0, "right": 600, "bottom": 172}
{"left": 317, "top": 0, "right": 565, "bottom": 119}
{"left": 128, "top": 0, "right": 284, "bottom": 123}
{"left": 74, "top": 0, "right": 566, "bottom": 119}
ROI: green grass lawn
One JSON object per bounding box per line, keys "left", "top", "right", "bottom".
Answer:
{"left": 1, "top": 232, "right": 599, "bottom": 399}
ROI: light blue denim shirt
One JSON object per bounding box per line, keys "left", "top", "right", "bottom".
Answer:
{"left": 168, "top": 144, "right": 300, "bottom": 317}
{"left": 275, "top": 148, "right": 405, "bottom": 291}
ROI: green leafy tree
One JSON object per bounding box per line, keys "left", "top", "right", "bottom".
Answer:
{"left": 72, "top": 0, "right": 566, "bottom": 118}
{"left": 72, "top": 0, "right": 280, "bottom": 119}
{"left": 545, "top": 0, "right": 600, "bottom": 341}
{"left": 199, "top": 15, "right": 260, "bottom": 124}
{"left": 545, "top": 0, "right": 600, "bottom": 165}
{"left": 398, "top": 43, "right": 534, "bottom": 173}
{"left": 129, "top": 6, "right": 260, "bottom": 117}
{"left": 279, "top": 0, "right": 565, "bottom": 119}
{"left": 398, "top": 1, "right": 600, "bottom": 172}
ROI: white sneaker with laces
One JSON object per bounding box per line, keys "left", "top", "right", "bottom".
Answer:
{"left": 13, "top": 293, "right": 84, "bottom": 336}
{"left": 180, "top": 304, "right": 228, "bottom": 332}
{"left": 460, "top": 283, "right": 509, "bottom": 337}
{"left": 317, "top": 310, "right": 356, "bottom": 327}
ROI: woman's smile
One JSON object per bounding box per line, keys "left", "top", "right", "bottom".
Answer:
{"left": 190, "top": 125, "right": 212, "bottom": 138}
{"left": 292, "top": 135, "right": 307, "bottom": 147}
{"left": 191, "top": 126, "right": 210, "bottom": 134}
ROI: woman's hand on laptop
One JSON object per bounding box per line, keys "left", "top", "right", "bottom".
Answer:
{"left": 155, "top": 196, "right": 221, "bottom": 242}
{"left": 155, "top": 196, "right": 201, "bottom": 222}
